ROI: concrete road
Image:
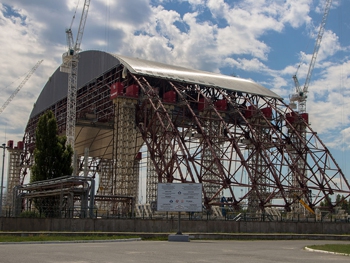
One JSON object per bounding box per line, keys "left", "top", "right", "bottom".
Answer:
{"left": 0, "top": 239, "right": 349, "bottom": 263}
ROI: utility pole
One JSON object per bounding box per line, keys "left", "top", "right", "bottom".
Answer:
{"left": 0, "top": 143, "right": 6, "bottom": 217}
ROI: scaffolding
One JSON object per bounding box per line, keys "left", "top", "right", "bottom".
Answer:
{"left": 286, "top": 112, "right": 310, "bottom": 217}
{"left": 245, "top": 107, "right": 273, "bottom": 213}
{"left": 112, "top": 85, "right": 144, "bottom": 214}
{"left": 4, "top": 141, "right": 23, "bottom": 211}
{"left": 96, "top": 158, "right": 114, "bottom": 212}
{"left": 200, "top": 111, "right": 222, "bottom": 206}
{"left": 146, "top": 150, "right": 157, "bottom": 204}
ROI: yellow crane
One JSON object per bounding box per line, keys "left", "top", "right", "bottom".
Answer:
{"left": 294, "top": 194, "right": 315, "bottom": 214}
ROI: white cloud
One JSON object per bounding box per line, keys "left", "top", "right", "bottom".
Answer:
{"left": 305, "top": 60, "right": 350, "bottom": 139}
{"left": 188, "top": 0, "right": 206, "bottom": 5}
{"left": 0, "top": 0, "right": 350, "bottom": 163}
{"left": 0, "top": 3, "right": 60, "bottom": 141}
{"left": 281, "top": 0, "right": 312, "bottom": 28}
{"left": 339, "top": 127, "right": 350, "bottom": 150}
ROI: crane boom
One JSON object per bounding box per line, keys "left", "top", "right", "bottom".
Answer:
{"left": 304, "top": 0, "right": 332, "bottom": 93}
{"left": 66, "top": 28, "right": 74, "bottom": 52}
{"left": 0, "top": 60, "right": 43, "bottom": 115}
{"left": 74, "top": 0, "right": 90, "bottom": 52}
{"left": 290, "top": 0, "right": 332, "bottom": 113}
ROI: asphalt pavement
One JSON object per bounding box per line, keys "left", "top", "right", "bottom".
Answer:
{"left": 0, "top": 239, "right": 349, "bottom": 263}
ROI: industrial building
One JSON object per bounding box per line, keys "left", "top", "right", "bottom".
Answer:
{"left": 3, "top": 50, "right": 350, "bottom": 220}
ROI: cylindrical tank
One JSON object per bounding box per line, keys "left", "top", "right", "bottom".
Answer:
{"left": 7, "top": 140, "right": 14, "bottom": 149}
{"left": 17, "top": 141, "right": 24, "bottom": 150}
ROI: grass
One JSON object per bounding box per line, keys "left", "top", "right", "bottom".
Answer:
{"left": 308, "top": 244, "right": 350, "bottom": 255}
{"left": 0, "top": 234, "right": 139, "bottom": 243}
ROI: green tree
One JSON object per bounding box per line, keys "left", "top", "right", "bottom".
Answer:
{"left": 31, "top": 110, "right": 73, "bottom": 217}
{"left": 336, "top": 194, "right": 350, "bottom": 213}
{"left": 320, "top": 196, "right": 332, "bottom": 208}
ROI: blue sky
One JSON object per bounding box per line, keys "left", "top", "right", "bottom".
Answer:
{"left": 0, "top": 0, "right": 350, "bottom": 186}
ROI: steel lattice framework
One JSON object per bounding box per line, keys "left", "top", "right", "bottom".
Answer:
{"left": 11, "top": 51, "right": 350, "bottom": 215}
{"left": 131, "top": 74, "right": 350, "bottom": 212}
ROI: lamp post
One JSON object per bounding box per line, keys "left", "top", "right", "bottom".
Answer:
{"left": 0, "top": 143, "right": 5, "bottom": 217}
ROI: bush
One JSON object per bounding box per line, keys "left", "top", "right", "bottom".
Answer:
{"left": 19, "top": 211, "right": 43, "bottom": 218}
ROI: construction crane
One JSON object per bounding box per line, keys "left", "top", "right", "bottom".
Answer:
{"left": 0, "top": 60, "right": 43, "bottom": 115}
{"left": 290, "top": 0, "right": 332, "bottom": 113}
{"left": 60, "top": 0, "right": 91, "bottom": 151}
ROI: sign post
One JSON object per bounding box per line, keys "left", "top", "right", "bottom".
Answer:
{"left": 157, "top": 183, "right": 202, "bottom": 241}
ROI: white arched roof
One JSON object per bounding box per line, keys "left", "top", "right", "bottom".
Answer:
{"left": 115, "top": 54, "right": 281, "bottom": 99}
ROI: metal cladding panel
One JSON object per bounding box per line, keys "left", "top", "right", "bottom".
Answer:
{"left": 30, "top": 50, "right": 120, "bottom": 118}
{"left": 113, "top": 54, "right": 282, "bottom": 99}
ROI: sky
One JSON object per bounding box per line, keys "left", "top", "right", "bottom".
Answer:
{"left": 0, "top": 0, "right": 350, "bottom": 186}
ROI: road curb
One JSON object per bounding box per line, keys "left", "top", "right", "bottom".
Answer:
{"left": 305, "top": 246, "right": 350, "bottom": 256}
{"left": 0, "top": 238, "right": 142, "bottom": 245}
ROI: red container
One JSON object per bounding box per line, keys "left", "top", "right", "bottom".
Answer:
{"left": 261, "top": 107, "right": 272, "bottom": 119}
{"left": 286, "top": 112, "right": 297, "bottom": 124}
{"left": 301, "top": 113, "right": 309, "bottom": 124}
{"left": 125, "top": 84, "right": 139, "bottom": 98}
{"left": 135, "top": 152, "right": 142, "bottom": 160}
{"left": 215, "top": 99, "right": 227, "bottom": 111}
{"left": 244, "top": 105, "right": 255, "bottom": 118}
{"left": 17, "top": 141, "right": 24, "bottom": 150}
{"left": 198, "top": 97, "right": 208, "bottom": 111}
{"left": 110, "top": 82, "right": 124, "bottom": 99}
{"left": 7, "top": 140, "right": 13, "bottom": 149}
{"left": 163, "top": 91, "right": 176, "bottom": 103}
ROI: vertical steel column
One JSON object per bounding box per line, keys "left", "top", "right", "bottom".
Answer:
{"left": 201, "top": 112, "right": 222, "bottom": 205}
{"left": 146, "top": 151, "right": 157, "bottom": 204}
{"left": 145, "top": 103, "right": 174, "bottom": 205}
{"left": 89, "top": 179, "right": 95, "bottom": 218}
{"left": 0, "top": 144, "right": 5, "bottom": 216}
{"left": 96, "top": 159, "right": 114, "bottom": 212}
{"left": 113, "top": 97, "right": 141, "bottom": 215}
{"left": 133, "top": 153, "right": 141, "bottom": 208}
{"left": 5, "top": 147, "right": 21, "bottom": 211}
{"left": 246, "top": 117, "right": 271, "bottom": 214}
{"left": 288, "top": 118, "right": 308, "bottom": 216}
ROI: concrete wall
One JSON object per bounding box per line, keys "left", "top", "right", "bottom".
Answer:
{"left": 1, "top": 218, "right": 349, "bottom": 234}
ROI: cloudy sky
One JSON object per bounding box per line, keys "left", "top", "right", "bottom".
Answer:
{"left": 0, "top": 0, "right": 350, "bottom": 181}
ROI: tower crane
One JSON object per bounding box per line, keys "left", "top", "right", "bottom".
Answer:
{"left": 60, "top": 0, "right": 91, "bottom": 150}
{"left": 288, "top": 0, "right": 332, "bottom": 215}
{"left": 290, "top": 0, "right": 332, "bottom": 113}
{"left": 0, "top": 60, "right": 43, "bottom": 115}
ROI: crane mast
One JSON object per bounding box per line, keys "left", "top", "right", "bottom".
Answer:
{"left": 0, "top": 60, "right": 43, "bottom": 115}
{"left": 290, "top": 0, "right": 332, "bottom": 113}
{"left": 60, "top": 0, "right": 91, "bottom": 151}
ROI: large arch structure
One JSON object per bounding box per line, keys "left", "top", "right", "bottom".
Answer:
{"left": 9, "top": 50, "right": 350, "bottom": 216}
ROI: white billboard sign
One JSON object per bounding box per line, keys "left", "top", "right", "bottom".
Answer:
{"left": 157, "top": 183, "right": 202, "bottom": 212}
